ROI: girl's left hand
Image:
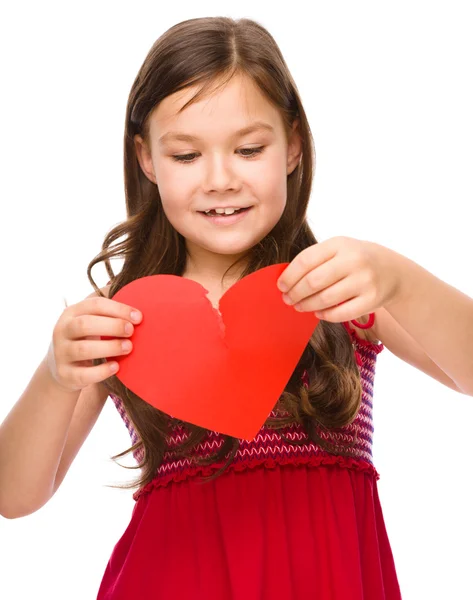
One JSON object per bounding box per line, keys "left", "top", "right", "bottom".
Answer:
{"left": 276, "top": 236, "right": 405, "bottom": 323}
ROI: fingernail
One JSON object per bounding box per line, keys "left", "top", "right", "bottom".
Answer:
{"left": 282, "top": 294, "right": 293, "bottom": 305}
{"left": 130, "top": 310, "right": 142, "bottom": 323}
{"left": 278, "top": 281, "right": 288, "bottom": 292}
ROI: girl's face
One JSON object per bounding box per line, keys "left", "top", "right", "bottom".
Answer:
{"left": 134, "top": 74, "right": 302, "bottom": 273}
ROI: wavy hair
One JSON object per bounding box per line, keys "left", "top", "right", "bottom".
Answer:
{"left": 87, "top": 16, "right": 363, "bottom": 491}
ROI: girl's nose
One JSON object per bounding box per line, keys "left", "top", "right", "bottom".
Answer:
{"left": 203, "top": 154, "right": 239, "bottom": 193}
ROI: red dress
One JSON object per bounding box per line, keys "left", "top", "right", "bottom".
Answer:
{"left": 97, "top": 318, "right": 402, "bottom": 599}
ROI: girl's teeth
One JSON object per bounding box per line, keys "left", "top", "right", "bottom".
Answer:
{"left": 205, "top": 208, "right": 241, "bottom": 216}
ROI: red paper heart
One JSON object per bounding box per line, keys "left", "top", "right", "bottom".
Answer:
{"left": 104, "top": 264, "right": 319, "bottom": 440}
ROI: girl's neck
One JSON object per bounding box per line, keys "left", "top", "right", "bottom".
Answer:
{"left": 182, "top": 262, "right": 248, "bottom": 311}
{"left": 182, "top": 246, "right": 249, "bottom": 291}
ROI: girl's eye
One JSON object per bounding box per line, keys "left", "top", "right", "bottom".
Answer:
{"left": 171, "top": 146, "right": 265, "bottom": 164}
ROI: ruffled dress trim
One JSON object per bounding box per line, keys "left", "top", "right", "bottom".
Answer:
{"left": 133, "top": 454, "right": 380, "bottom": 500}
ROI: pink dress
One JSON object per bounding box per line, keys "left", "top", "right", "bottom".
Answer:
{"left": 97, "top": 320, "right": 402, "bottom": 599}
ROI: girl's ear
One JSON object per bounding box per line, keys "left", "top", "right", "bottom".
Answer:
{"left": 286, "top": 118, "right": 303, "bottom": 176}
{"left": 134, "top": 134, "right": 157, "bottom": 184}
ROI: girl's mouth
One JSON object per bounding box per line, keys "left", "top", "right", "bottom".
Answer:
{"left": 198, "top": 206, "right": 252, "bottom": 225}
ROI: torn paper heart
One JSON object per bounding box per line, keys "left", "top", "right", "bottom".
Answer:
{"left": 103, "top": 264, "right": 319, "bottom": 440}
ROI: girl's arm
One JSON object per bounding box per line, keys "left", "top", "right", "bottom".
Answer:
{"left": 0, "top": 356, "right": 82, "bottom": 518}
{"left": 381, "top": 252, "right": 473, "bottom": 396}
{"left": 0, "top": 286, "right": 115, "bottom": 519}
{"left": 52, "top": 379, "right": 108, "bottom": 494}
{"left": 0, "top": 356, "right": 109, "bottom": 520}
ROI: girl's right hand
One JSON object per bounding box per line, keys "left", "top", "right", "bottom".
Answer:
{"left": 46, "top": 291, "right": 142, "bottom": 393}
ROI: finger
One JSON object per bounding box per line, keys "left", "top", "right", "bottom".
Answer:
{"left": 277, "top": 239, "right": 337, "bottom": 294}
{"left": 67, "top": 314, "right": 135, "bottom": 340}
{"left": 64, "top": 360, "right": 120, "bottom": 388}
{"left": 70, "top": 296, "right": 142, "bottom": 324}
{"left": 291, "top": 275, "right": 356, "bottom": 313}
{"left": 282, "top": 258, "right": 347, "bottom": 306}
{"left": 311, "top": 295, "right": 370, "bottom": 324}
{"left": 68, "top": 338, "right": 133, "bottom": 363}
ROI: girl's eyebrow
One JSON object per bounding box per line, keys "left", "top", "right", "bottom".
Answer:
{"left": 158, "top": 120, "right": 275, "bottom": 145}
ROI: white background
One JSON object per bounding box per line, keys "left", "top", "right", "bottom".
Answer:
{"left": 1, "top": 1, "right": 472, "bottom": 598}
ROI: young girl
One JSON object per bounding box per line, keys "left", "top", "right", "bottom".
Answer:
{"left": 1, "top": 16, "right": 472, "bottom": 600}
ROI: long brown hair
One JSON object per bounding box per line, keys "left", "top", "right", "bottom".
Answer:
{"left": 87, "top": 16, "right": 363, "bottom": 491}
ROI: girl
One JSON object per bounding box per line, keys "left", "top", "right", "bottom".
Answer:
{"left": 1, "top": 15, "right": 472, "bottom": 600}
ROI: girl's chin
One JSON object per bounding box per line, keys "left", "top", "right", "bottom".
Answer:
{"left": 186, "top": 235, "right": 260, "bottom": 256}
{"left": 202, "top": 245, "right": 253, "bottom": 257}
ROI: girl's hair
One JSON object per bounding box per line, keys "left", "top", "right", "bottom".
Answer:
{"left": 87, "top": 16, "right": 363, "bottom": 491}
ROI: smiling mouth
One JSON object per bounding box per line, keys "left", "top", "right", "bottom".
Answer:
{"left": 199, "top": 207, "right": 252, "bottom": 217}
{"left": 197, "top": 206, "right": 253, "bottom": 224}
{"left": 199, "top": 206, "right": 251, "bottom": 218}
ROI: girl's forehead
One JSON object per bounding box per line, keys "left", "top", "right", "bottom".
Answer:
{"left": 148, "top": 76, "right": 283, "bottom": 142}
